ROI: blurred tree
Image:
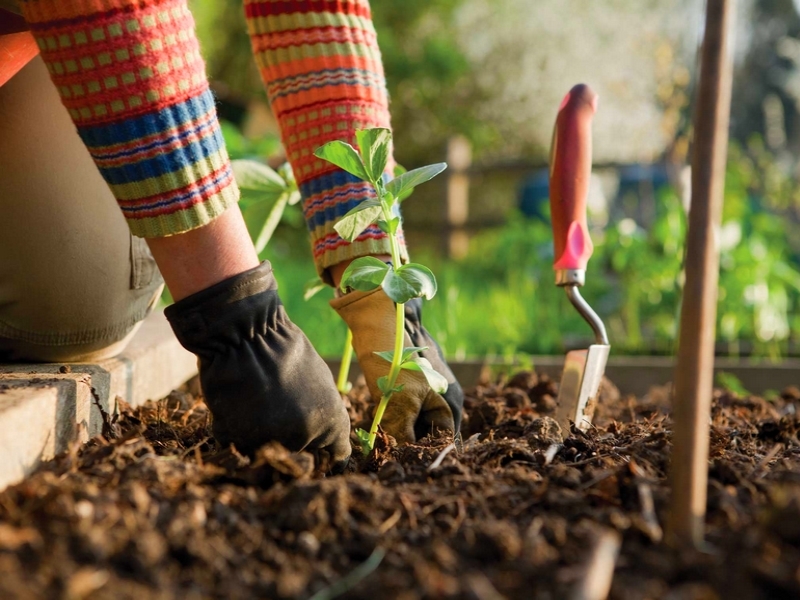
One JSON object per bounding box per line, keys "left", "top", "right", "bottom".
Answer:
{"left": 455, "top": 0, "right": 703, "bottom": 163}
{"left": 731, "top": 0, "right": 800, "bottom": 157}
{"left": 189, "top": 0, "right": 267, "bottom": 127}
{"left": 370, "top": 1, "right": 489, "bottom": 165}
{"left": 188, "top": 0, "right": 483, "bottom": 163}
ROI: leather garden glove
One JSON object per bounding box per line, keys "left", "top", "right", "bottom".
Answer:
{"left": 331, "top": 288, "right": 464, "bottom": 443}
{"left": 165, "top": 261, "right": 351, "bottom": 470}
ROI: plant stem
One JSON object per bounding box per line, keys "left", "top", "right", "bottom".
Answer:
{"left": 337, "top": 328, "right": 354, "bottom": 393}
{"left": 308, "top": 547, "right": 386, "bottom": 600}
{"left": 368, "top": 296, "right": 405, "bottom": 449}
{"left": 254, "top": 194, "right": 288, "bottom": 255}
{"left": 366, "top": 196, "right": 408, "bottom": 450}
{"left": 381, "top": 195, "right": 403, "bottom": 270}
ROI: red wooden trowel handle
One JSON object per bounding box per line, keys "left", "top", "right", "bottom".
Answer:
{"left": 549, "top": 84, "right": 598, "bottom": 274}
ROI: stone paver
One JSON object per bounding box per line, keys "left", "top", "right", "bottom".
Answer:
{"left": 0, "top": 311, "right": 196, "bottom": 491}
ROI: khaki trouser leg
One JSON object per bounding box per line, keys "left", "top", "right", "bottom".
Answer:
{"left": 0, "top": 57, "right": 164, "bottom": 362}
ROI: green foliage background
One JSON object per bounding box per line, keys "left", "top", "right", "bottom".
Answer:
{"left": 188, "top": 0, "right": 800, "bottom": 360}
{"left": 226, "top": 122, "right": 800, "bottom": 359}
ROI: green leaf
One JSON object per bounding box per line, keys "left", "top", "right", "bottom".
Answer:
{"left": 386, "top": 163, "right": 447, "bottom": 200}
{"left": 377, "top": 375, "right": 391, "bottom": 396}
{"left": 393, "top": 263, "right": 438, "bottom": 301}
{"left": 286, "top": 190, "right": 302, "bottom": 206}
{"left": 374, "top": 346, "right": 428, "bottom": 365}
{"left": 334, "top": 200, "right": 383, "bottom": 242}
{"left": 392, "top": 164, "right": 414, "bottom": 202}
{"left": 377, "top": 216, "right": 401, "bottom": 235}
{"left": 401, "top": 357, "right": 449, "bottom": 394}
{"left": 376, "top": 375, "right": 404, "bottom": 397}
{"left": 401, "top": 346, "right": 428, "bottom": 362}
{"left": 220, "top": 121, "right": 247, "bottom": 157}
{"left": 277, "top": 162, "right": 297, "bottom": 187}
{"left": 314, "top": 140, "right": 370, "bottom": 181}
{"left": 231, "top": 159, "right": 287, "bottom": 194}
{"left": 381, "top": 269, "right": 418, "bottom": 304}
{"left": 253, "top": 195, "right": 288, "bottom": 255}
{"left": 356, "top": 128, "right": 392, "bottom": 183}
{"left": 241, "top": 198, "right": 272, "bottom": 240}
{"left": 715, "top": 371, "right": 750, "bottom": 397}
{"left": 340, "top": 257, "right": 390, "bottom": 293}
{"left": 374, "top": 350, "right": 394, "bottom": 364}
{"left": 355, "top": 428, "right": 372, "bottom": 454}
{"left": 303, "top": 277, "right": 328, "bottom": 301}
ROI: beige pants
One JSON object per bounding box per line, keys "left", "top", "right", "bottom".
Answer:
{"left": 0, "top": 57, "right": 164, "bottom": 362}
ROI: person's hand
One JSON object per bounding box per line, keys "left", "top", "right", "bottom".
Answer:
{"left": 331, "top": 288, "right": 463, "bottom": 443}
{"left": 165, "top": 261, "right": 351, "bottom": 471}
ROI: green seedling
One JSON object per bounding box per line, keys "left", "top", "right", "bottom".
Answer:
{"left": 715, "top": 371, "right": 750, "bottom": 397}
{"left": 304, "top": 163, "right": 414, "bottom": 396}
{"left": 231, "top": 159, "right": 301, "bottom": 255}
{"left": 303, "top": 277, "right": 354, "bottom": 394}
{"left": 315, "top": 128, "right": 448, "bottom": 454}
{"left": 337, "top": 328, "right": 355, "bottom": 394}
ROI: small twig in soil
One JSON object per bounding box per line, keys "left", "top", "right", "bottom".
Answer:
{"left": 421, "top": 496, "right": 462, "bottom": 517}
{"left": 544, "top": 443, "right": 562, "bottom": 466}
{"left": 179, "top": 399, "right": 206, "bottom": 426}
{"left": 308, "top": 547, "right": 386, "bottom": 600}
{"left": 377, "top": 510, "right": 401, "bottom": 535}
{"left": 750, "top": 443, "right": 783, "bottom": 479}
{"left": 509, "top": 498, "right": 540, "bottom": 518}
{"left": 399, "top": 493, "right": 418, "bottom": 530}
{"left": 180, "top": 437, "right": 210, "bottom": 461}
{"left": 578, "top": 469, "right": 618, "bottom": 491}
{"left": 569, "top": 527, "right": 621, "bottom": 600}
{"left": 451, "top": 498, "right": 467, "bottom": 534}
{"left": 462, "top": 432, "right": 482, "bottom": 452}
{"left": 428, "top": 443, "right": 456, "bottom": 471}
{"left": 465, "top": 571, "right": 508, "bottom": 600}
{"left": 569, "top": 453, "right": 615, "bottom": 467}
{"left": 637, "top": 481, "right": 663, "bottom": 543}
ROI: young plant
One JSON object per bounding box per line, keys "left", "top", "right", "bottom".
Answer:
{"left": 231, "top": 159, "right": 301, "bottom": 256}
{"left": 302, "top": 278, "right": 354, "bottom": 394}
{"left": 314, "top": 128, "right": 449, "bottom": 453}
{"left": 303, "top": 163, "right": 413, "bottom": 395}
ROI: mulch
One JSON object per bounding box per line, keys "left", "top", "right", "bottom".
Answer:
{"left": 1, "top": 370, "right": 799, "bottom": 599}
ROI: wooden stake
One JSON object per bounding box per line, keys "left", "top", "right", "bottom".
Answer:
{"left": 445, "top": 135, "right": 471, "bottom": 259}
{"left": 667, "top": 0, "right": 736, "bottom": 549}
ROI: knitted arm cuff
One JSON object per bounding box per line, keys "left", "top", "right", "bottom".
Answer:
{"left": 21, "top": 0, "right": 239, "bottom": 237}
{"left": 244, "top": 0, "right": 408, "bottom": 279}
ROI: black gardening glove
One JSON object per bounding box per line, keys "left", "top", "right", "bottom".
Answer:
{"left": 165, "top": 261, "right": 351, "bottom": 470}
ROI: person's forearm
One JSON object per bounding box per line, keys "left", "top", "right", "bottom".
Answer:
{"left": 147, "top": 205, "right": 258, "bottom": 301}
{"left": 244, "top": 0, "right": 408, "bottom": 282}
{"left": 20, "top": 0, "right": 239, "bottom": 239}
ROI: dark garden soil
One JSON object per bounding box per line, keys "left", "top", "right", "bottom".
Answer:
{"left": 1, "top": 370, "right": 800, "bottom": 600}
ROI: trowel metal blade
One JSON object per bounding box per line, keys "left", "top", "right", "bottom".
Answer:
{"left": 555, "top": 344, "right": 611, "bottom": 435}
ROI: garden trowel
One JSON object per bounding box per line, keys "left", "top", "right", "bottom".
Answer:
{"left": 549, "top": 84, "right": 610, "bottom": 434}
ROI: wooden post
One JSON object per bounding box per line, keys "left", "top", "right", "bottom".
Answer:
{"left": 667, "top": 0, "right": 736, "bottom": 549}
{"left": 446, "top": 135, "right": 472, "bottom": 259}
